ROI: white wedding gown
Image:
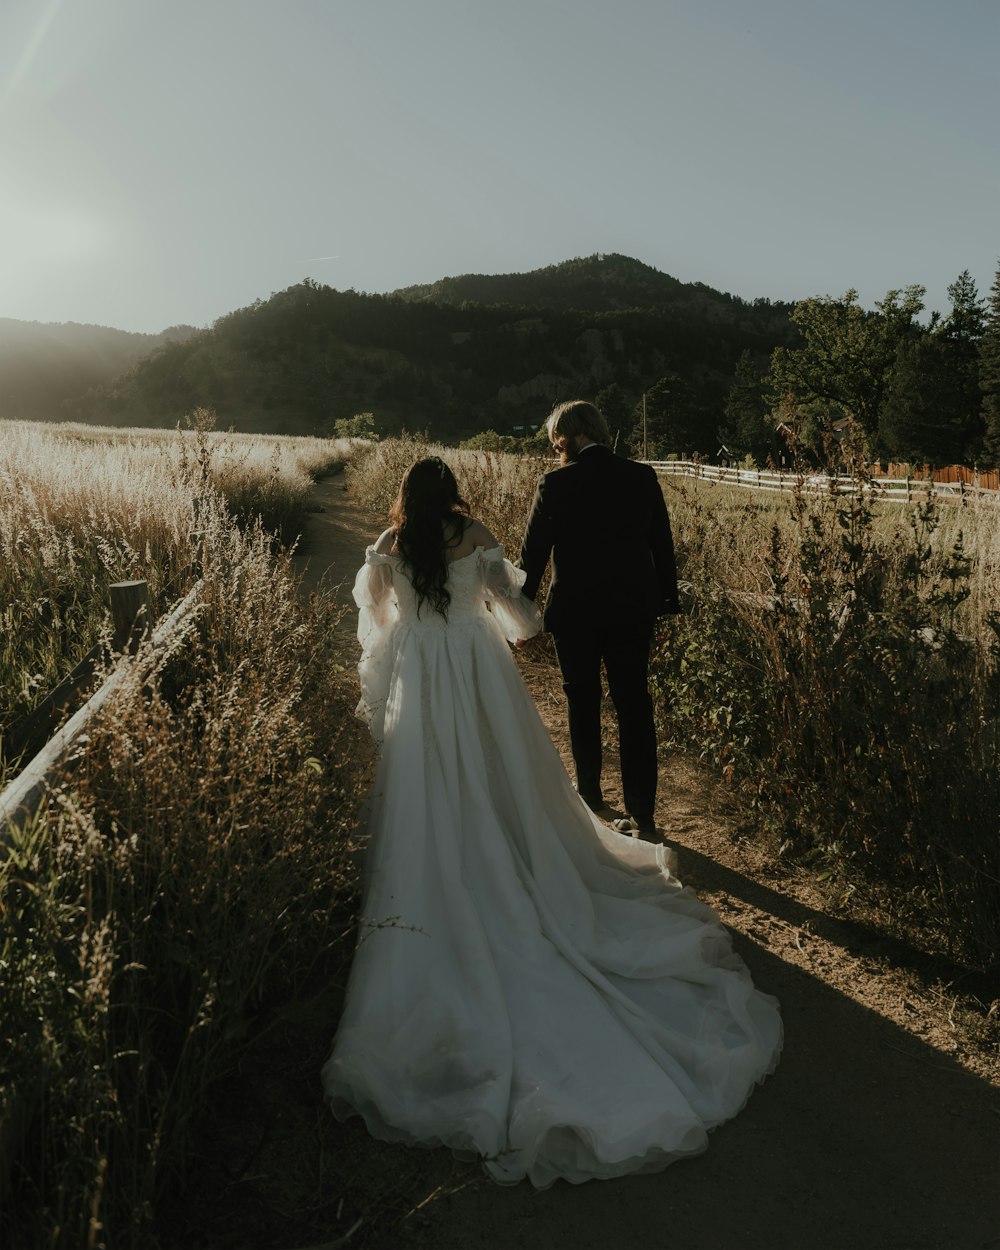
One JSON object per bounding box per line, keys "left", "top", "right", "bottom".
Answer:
{"left": 322, "top": 544, "right": 781, "bottom": 1188}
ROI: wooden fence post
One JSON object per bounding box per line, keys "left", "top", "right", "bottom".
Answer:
{"left": 189, "top": 494, "right": 213, "bottom": 577}
{"left": 110, "top": 581, "right": 150, "bottom": 653}
{"left": 186, "top": 532, "right": 205, "bottom": 579}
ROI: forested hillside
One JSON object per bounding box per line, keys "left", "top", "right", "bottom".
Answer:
{"left": 395, "top": 252, "right": 793, "bottom": 328}
{"left": 70, "top": 255, "right": 797, "bottom": 442}
{"left": 10, "top": 252, "right": 996, "bottom": 466}
{"left": 0, "top": 319, "right": 198, "bottom": 421}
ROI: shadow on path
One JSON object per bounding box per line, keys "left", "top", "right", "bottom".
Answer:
{"left": 680, "top": 842, "right": 996, "bottom": 1002}
{"left": 385, "top": 919, "right": 998, "bottom": 1250}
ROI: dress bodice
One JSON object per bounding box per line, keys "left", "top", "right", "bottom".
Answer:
{"left": 357, "top": 543, "right": 540, "bottom": 639}
{"left": 352, "top": 543, "right": 542, "bottom": 743}
{"left": 390, "top": 549, "right": 491, "bottom": 628}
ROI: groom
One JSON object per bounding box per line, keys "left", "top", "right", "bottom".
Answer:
{"left": 517, "top": 400, "right": 679, "bottom": 837}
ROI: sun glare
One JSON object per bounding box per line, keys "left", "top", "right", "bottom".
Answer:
{"left": 44, "top": 208, "right": 109, "bottom": 259}
{"left": 1, "top": 0, "right": 64, "bottom": 104}
{"left": 1, "top": 200, "right": 110, "bottom": 269}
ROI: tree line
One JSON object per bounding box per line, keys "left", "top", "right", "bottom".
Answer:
{"left": 0, "top": 319, "right": 197, "bottom": 422}
{"left": 462, "top": 265, "right": 1000, "bottom": 469}
{"left": 334, "top": 262, "right": 1000, "bottom": 471}
{"left": 41, "top": 253, "right": 1000, "bottom": 470}
{"left": 712, "top": 267, "right": 1000, "bottom": 469}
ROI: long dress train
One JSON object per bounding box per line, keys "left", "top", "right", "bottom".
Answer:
{"left": 322, "top": 544, "right": 781, "bottom": 1188}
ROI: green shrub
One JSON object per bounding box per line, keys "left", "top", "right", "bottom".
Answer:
{"left": 653, "top": 446, "right": 999, "bottom": 967}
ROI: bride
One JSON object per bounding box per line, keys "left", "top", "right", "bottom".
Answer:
{"left": 322, "top": 456, "right": 781, "bottom": 1188}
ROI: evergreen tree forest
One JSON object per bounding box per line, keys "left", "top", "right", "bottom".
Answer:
{"left": 979, "top": 265, "right": 1000, "bottom": 467}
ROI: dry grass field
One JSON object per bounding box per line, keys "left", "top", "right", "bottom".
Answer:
{"left": 0, "top": 415, "right": 352, "bottom": 745}
{"left": 0, "top": 417, "right": 366, "bottom": 1249}
{"left": 1, "top": 428, "right": 996, "bottom": 1249}
{"left": 652, "top": 469, "right": 998, "bottom": 970}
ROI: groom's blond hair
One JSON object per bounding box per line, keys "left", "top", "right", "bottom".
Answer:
{"left": 546, "top": 400, "right": 611, "bottom": 447}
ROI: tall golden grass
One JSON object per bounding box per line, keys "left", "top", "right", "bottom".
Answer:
{"left": 1, "top": 421, "right": 367, "bottom": 1249}
{"left": 660, "top": 473, "right": 1000, "bottom": 646}
{"left": 0, "top": 415, "right": 351, "bottom": 741}
{"left": 345, "top": 432, "right": 546, "bottom": 550}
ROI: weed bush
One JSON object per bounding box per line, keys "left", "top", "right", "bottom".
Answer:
{"left": 653, "top": 443, "right": 999, "bottom": 967}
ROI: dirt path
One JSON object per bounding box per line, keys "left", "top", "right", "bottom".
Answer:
{"left": 277, "top": 478, "right": 999, "bottom": 1250}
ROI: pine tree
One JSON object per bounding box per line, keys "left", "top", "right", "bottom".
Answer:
{"left": 881, "top": 334, "right": 974, "bottom": 465}
{"left": 718, "top": 350, "right": 773, "bottom": 464}
{"left": 630, "top": 375, "right": 712, "bottom": 458}
{"left": 882, "top": 271, "right": 985, "bottom": 465}
{"left": 980, "top": 262, "right": 1000, "bottom": 468}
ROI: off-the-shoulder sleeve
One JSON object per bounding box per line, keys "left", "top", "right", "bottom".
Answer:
{"left": 353, "top": 547, "right": 395, "bottom": 629}
{"left": 479, "top": 545, "right": 542, "bottom": 642}
{"left": 352, "top": 547, "right": 399, "bottom": 742}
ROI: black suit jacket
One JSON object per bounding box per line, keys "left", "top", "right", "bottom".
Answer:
{"left": 518, "top": 445, "right": 679, "bottom": 634}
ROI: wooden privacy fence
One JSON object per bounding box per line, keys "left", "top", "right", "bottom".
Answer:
{"left": 646, "top": 460, "right": 1000, "bottom": 505}
{"left": 879, "top": 463, "right": 1000, "bottom": 491}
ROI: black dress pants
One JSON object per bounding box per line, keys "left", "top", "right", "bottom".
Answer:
{"left": 551, "top": 618, "right": 657, "bottom": 821}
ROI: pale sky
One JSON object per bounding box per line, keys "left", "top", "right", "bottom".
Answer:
{"left": 1, "top": 0, "right": 996, "bottom": 333}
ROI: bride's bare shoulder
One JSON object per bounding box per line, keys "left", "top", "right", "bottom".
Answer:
{"left": 465, "top": 519, "right": 498, "bottom": 549}
{"left": 445, "top": 517, "right": 498, "bottom": 561}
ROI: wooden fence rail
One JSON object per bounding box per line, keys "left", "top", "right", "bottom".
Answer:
{"left": 645, "top": 460, "right": 1000, "bottom": 506}
{"left": 0, "top": 579, "right": 203, "bottom": 1196}
{"left": 3, "top": 582, "right": 154, "bottom": 768}
{"left": 0, "top": 581, "right": 203, "bottom": 848}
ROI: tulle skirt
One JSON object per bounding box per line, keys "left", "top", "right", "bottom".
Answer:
{"left": 323, "top": 613, "right": 781, "bottom": 1187}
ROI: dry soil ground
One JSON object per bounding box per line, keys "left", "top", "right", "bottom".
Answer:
{"left": 177, "top": 475, "right": 999, "bottom": 1250}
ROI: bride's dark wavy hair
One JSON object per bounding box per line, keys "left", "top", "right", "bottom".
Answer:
{"left": 389, "top": 457, "right": 471, "bottom": 617}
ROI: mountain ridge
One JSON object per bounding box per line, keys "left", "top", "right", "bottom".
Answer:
{"left": 2, "top": 255, "right": 796, "bottom": 441}
{"left": 391, "top": 252, "right": 791, "bottom": 322}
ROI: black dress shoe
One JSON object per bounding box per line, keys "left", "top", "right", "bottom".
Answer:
{"left": 574, "top": 785, "right": 606, "bottom": 813}
{"left": 612, "top": 815, "right": 657, "bottom": 836}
